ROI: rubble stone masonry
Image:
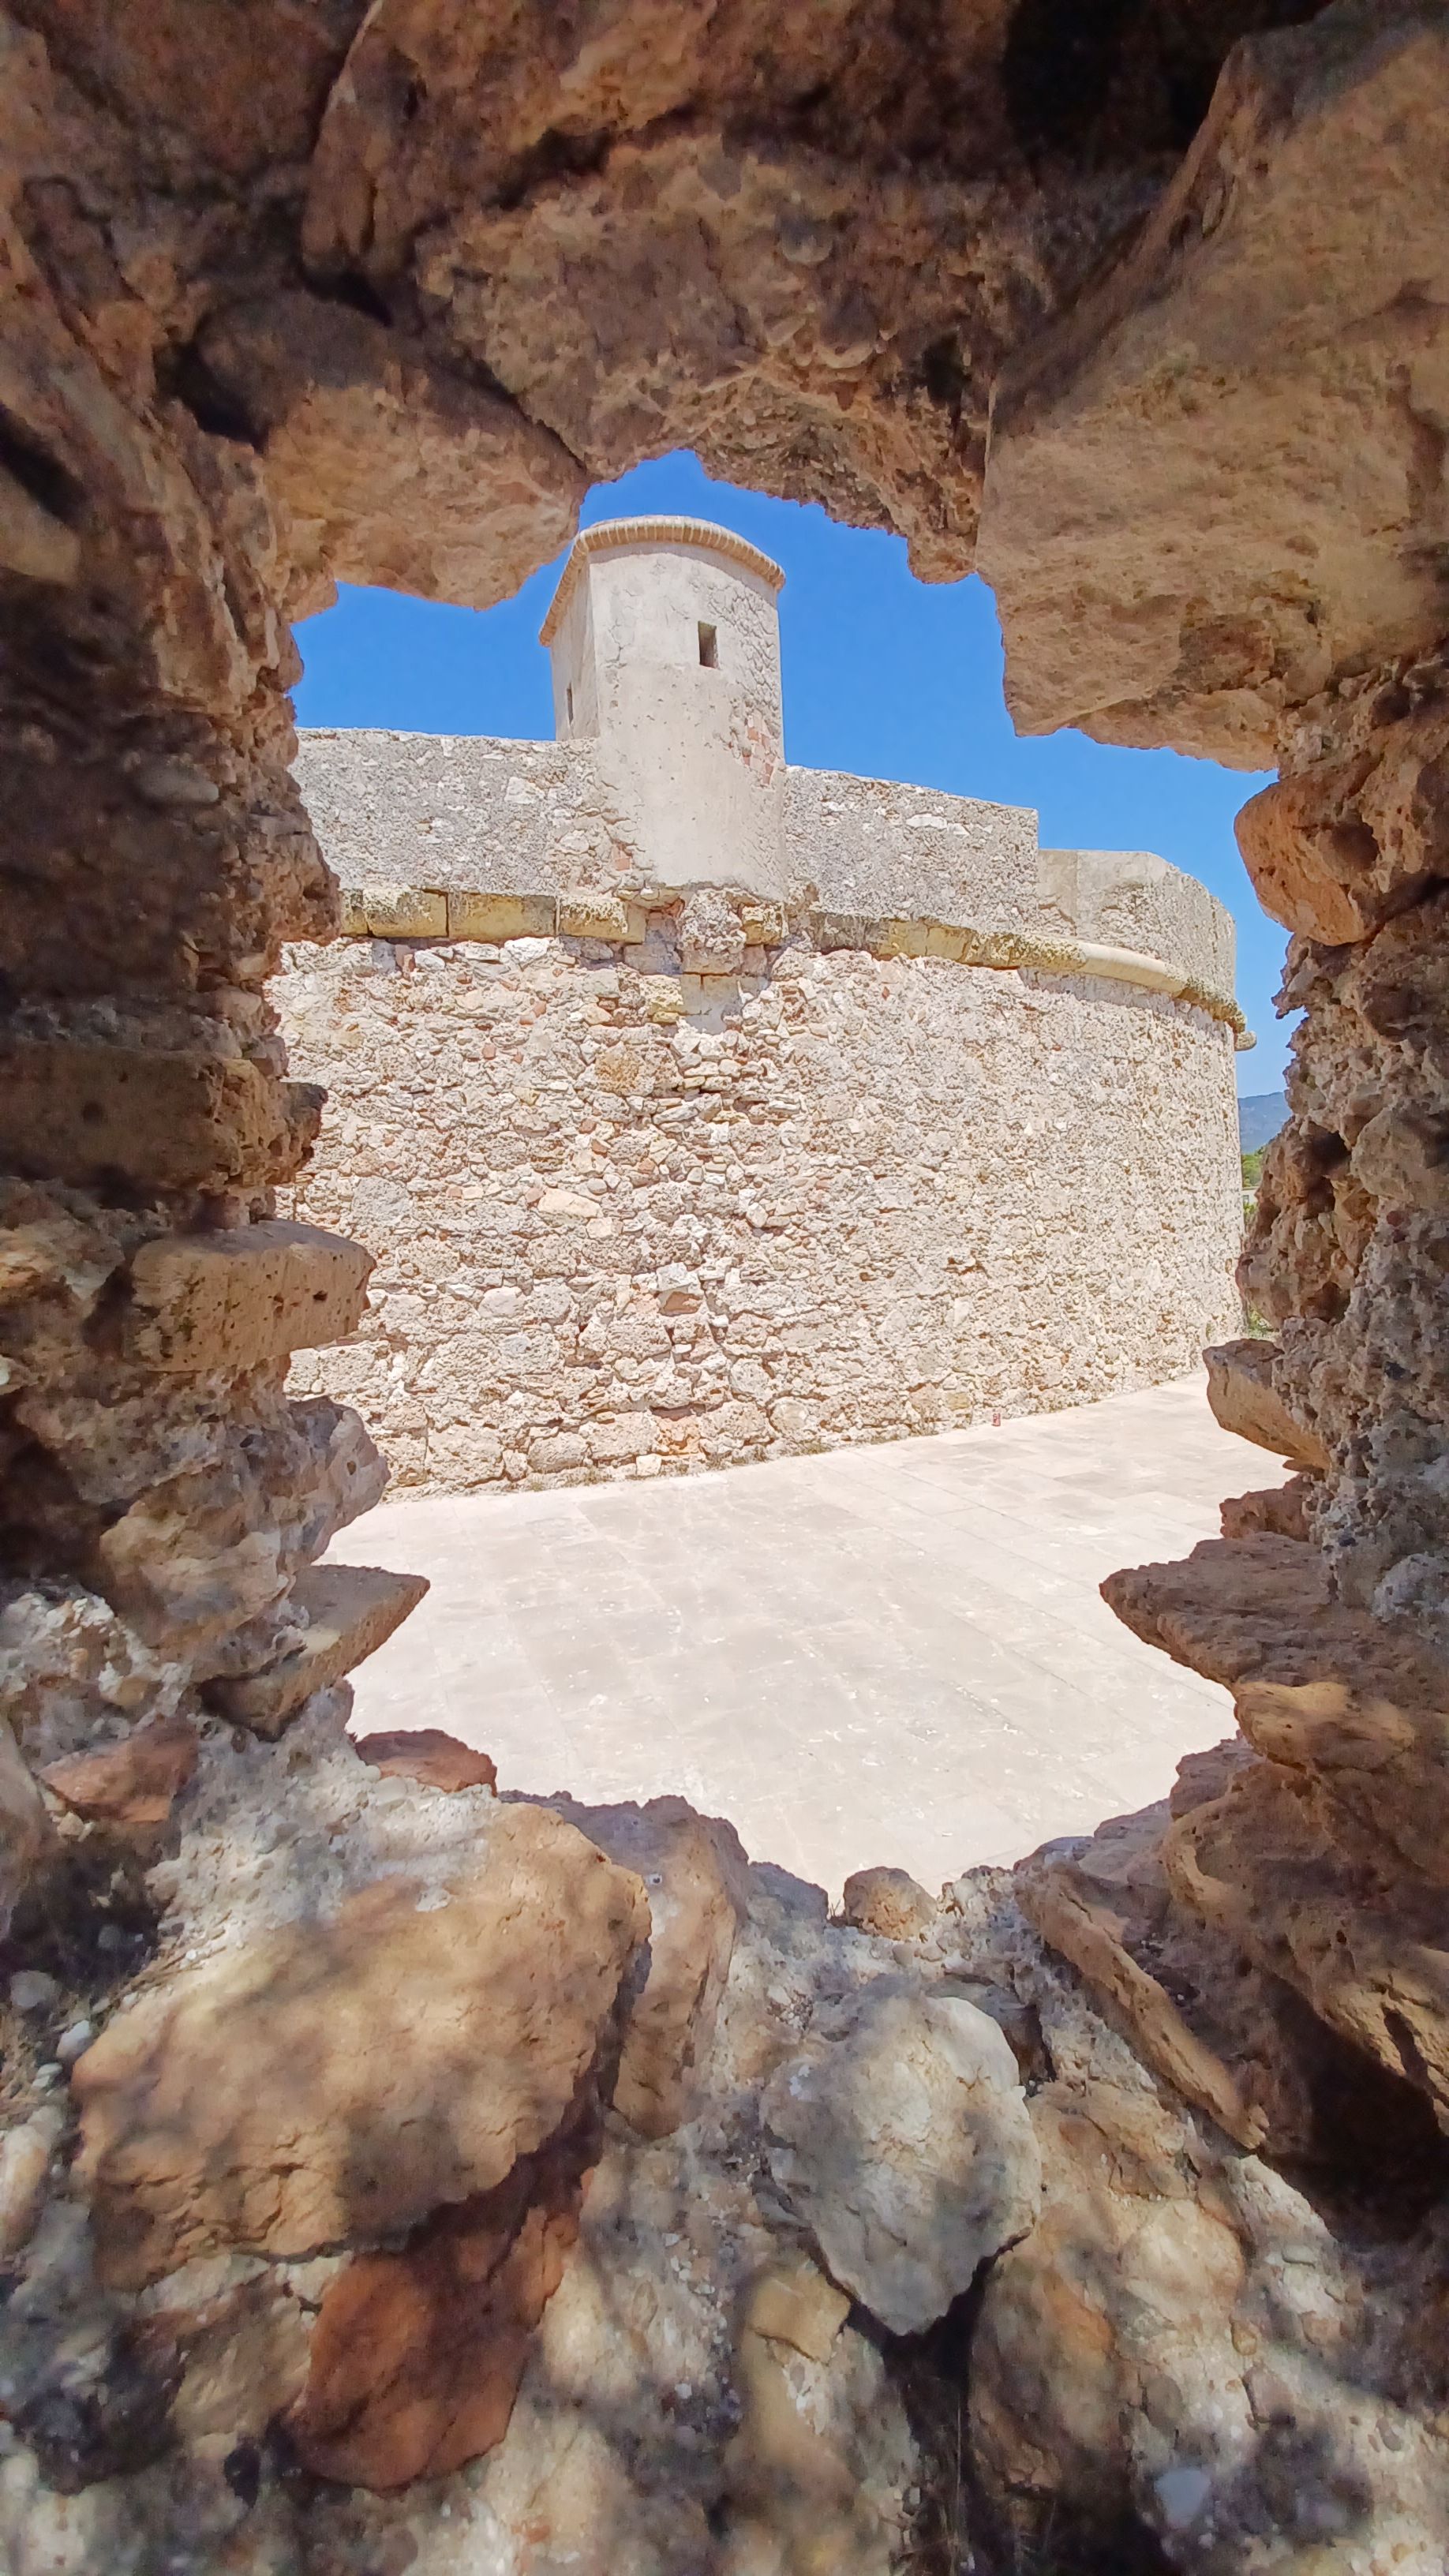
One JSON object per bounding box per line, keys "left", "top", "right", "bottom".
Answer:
{"left": 275, "top": 886, "right": 1241, "bottom": 1494}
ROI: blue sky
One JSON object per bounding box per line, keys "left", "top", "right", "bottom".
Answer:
{"left": 296, "top": 449, "right": 1289, "bottom": 1098}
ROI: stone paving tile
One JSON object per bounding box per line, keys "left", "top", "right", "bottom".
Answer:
{"left": 328, "top": 1373, "right": 1283, "bottom": 1896}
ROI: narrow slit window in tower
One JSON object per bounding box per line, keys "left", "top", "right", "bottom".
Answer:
{"left": 698, "top": 621, "right": 718, "bottom": 668}
{"left": 566, "top": 683, "right": 575, "bottom": 723}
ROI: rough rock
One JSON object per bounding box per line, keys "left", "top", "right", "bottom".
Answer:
{"left": 1105, "top": 1534, "right": 1449, "bottom": 1889}
{"left": 0, "top": 1713, "right": 56, "bottom": 1935}
{"left": 39, "top": 1710, "right": 198, "bottom": 1838}
{"left": 1016, "top": 1855, "right": 1267, "bottom": 2149}
{"left": 0, "top": 2107, "right": 64, "bottom": 2260}
{"left": 204, "top": 1561, "right": 429, "bottom": 1734}
{"left": 840, "top": 1864, "right": 936, "bottom": 1941}
{"left": 761, "top": 1980, "right": 1041, "bottom": 2334}
{"left": 354, "top": 1726, "right": 498, "bottom": 1793}
{"left": 122, "top": 1219, "right": 373, "bottom": 1372}
{"left": 549, "top": 1796, "right": 751, "bottom": 2141}
{"left": 1163, "top": 1757, "right": 1449, "bottom": 2126}
{"left": 286, "top": 2113, "right": 590, "bottom": 2490}
{"left": 982, "top": 5, "right": 1449, "bottom": 765}
{"left": 1219, "top": 1473, "right": 1315, "bottom": 1541}
{"left": 1204, "top": 1336, "right": 1329, "bottom": 1467}
{"left": 73, "top": 1802, "right": 649, "bottom": 2286}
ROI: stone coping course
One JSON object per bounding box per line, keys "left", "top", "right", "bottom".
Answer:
{"left": 329, "top": 881, "right": 1249, "bottom": 1038}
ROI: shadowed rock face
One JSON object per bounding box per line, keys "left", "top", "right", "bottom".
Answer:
{"left": 2, "top": 1, "right": 1449, "bottom": 2568}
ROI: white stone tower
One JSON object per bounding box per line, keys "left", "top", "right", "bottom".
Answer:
{"left": 538, "top": 516, "right": 788, "bottom": 896}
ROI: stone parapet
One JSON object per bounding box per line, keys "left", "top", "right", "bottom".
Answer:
{"left": 318, "top": 875, "right": 1247, "bottom": 1035}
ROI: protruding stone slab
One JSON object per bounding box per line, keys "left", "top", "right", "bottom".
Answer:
{"left": 355, "top": 1728, "right": 497, "bottom": 1794}
{"left": 124, "top": 1219, "right": 373, "bottom": 1370}
{"left": 0, "top": 1044, "right": 322, "bottom": 1193}
{"left": 205, "top": 1563, "right": 429, "bottom": 1736}
{"left": 1104, "top": 1536, "right": 1449, "bottom": 1892}
{"left": 1204, "top": 1339, "right": 1329, "bottom": 1469}
{"left": 1017, "top": 1859, "right": 1267, "bottom": 2151}
{"left": 445, "top": 889, "right": 555, "bottom": 943}
{"left": 73, "top": 1801, "right": 650, "bottom": 2286}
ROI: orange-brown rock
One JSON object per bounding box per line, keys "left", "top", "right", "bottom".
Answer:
{"left": 547, "top": 1795, "right": 749, "bottom": 2140}
{"left": 286, "top": 2119, "right": 589, "bottom": 2490}
{"left": 1234, "top": 764, "right": 1382, "bottom": 944}
{"left": 73, "top": 1803, "right": 648, "bottom": 2286}
{"left": 1016, "top": 1858, "right": 1266, "bottom": 2151}
{"left": 1219, "top": 1474, "right": 1315, "bottom": 1542}
{"left": 354, "top": 1728, "right": 497, "bottom": 1794}
{"left": 1163, "top": 1757, "right": 1449, "bottom": 2127}
{"left": 0, "top": 1045, "right": 324, "bottom": 1196}
{"left": 1105, "top": 1535, "right": 1449, "bottom": 1892}
{"left": 840, "top": 1865, "right": 937, "bottom": 1941}
{"left": 1203, "top": 1339, "right": 1328, "bottom": 1468}
{"left": 40, "top": 1709, "right": 198, "bottom": 1837}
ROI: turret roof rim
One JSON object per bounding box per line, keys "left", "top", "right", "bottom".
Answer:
{"left": 538, "top": 516, "right": 787, "bottom": 645}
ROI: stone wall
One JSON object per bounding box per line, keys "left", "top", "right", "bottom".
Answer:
{"left": 275, "top": 908, "right": 1241, "bottom": 1493}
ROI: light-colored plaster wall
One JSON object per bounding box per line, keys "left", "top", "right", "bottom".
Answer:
{"left": 275, "top": 922, "right": 1241, "bottom": 1496}
{"left": 549, "top": 533, "right": 788, "bottom": 894}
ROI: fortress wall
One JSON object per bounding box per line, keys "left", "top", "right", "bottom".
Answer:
{"left": 274, "top": 914, "right": 1241, "bottom": 1496}
{"left": 1038, "top": 846, "right": 1237, "bottom": 996}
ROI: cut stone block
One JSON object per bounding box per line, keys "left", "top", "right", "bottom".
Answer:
{"left": 1204, "top": 1339, "right": 1330, "bottom": 1470}
{"left": 446, "top": 889, "right": 555, "bottom": 942}
{"left": 557, "top": 890, "right": 631, "bottom": 939}
{"left": 124, "top": 1219, "right": 373, "bottom": 1370}
{"left": 361, "top": 884, "right": 447, "bottom": 937}
{"left": 0, "top": 1043, "right": 321, "bottom": 1193}
{"left": 205, "top": 1563, "right": 429, "bottom": 1736}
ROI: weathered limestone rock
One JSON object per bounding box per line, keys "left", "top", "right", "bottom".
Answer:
{"left": 1105, "top": 1535, "right": 1449, "bottom": 1889}
{"left": 549, "top": 1795, "right": 750, "bottom": 2140}
{"left": 122, "top": 1220, "right": 373, "bottom": 1371}
{"left": 73, "top": 1803, "right": 649, "bottom": 2286}
{"left": 0, "top": 1044, "right": 323, "bottom": 1196}
{"left": 840, "top": 1864, "right": 936, "bottom": 1941}
{"left": 1163, "top": 1758, "right": 1449, "bottom": 2127}
{"left": 204, "top": 1562, "right": 429, "bottom": 1735}
{"left": 39, "top": 1710, "right": 198, "bottom": 1838}
{"left": 355, "top": 1726, "right": 498, "bottom": 1792}
{"left": 1203, "top": 1335, "right": 1330, "bottom": 1466}
{"left": 761, "top": 1982, "right": 1041, "bottom": 2334}
{"left": 982, "top": 4, "right": 1449, "bottom": 765}
{"left": 0, "top": 1715, "right": 55, "bottom": 1936}
{"left": 1016, "top": 1856, "right": 1267, "bottom": 2149}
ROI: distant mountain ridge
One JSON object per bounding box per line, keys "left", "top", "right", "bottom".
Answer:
{"left": 1239, "top": 1090, "right": 1287, "bottom": 1154}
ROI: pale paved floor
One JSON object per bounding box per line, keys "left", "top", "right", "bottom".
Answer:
{"left": 328, "top": 1376, "right": 1278, "bottom": 1899}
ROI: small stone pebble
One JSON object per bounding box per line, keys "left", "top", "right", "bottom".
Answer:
{"left": 56, "top": 2020, "right": 94, "bottom": 2067}
{"left": 9, "top": 1970, "right": 59, "bottom": 2014}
